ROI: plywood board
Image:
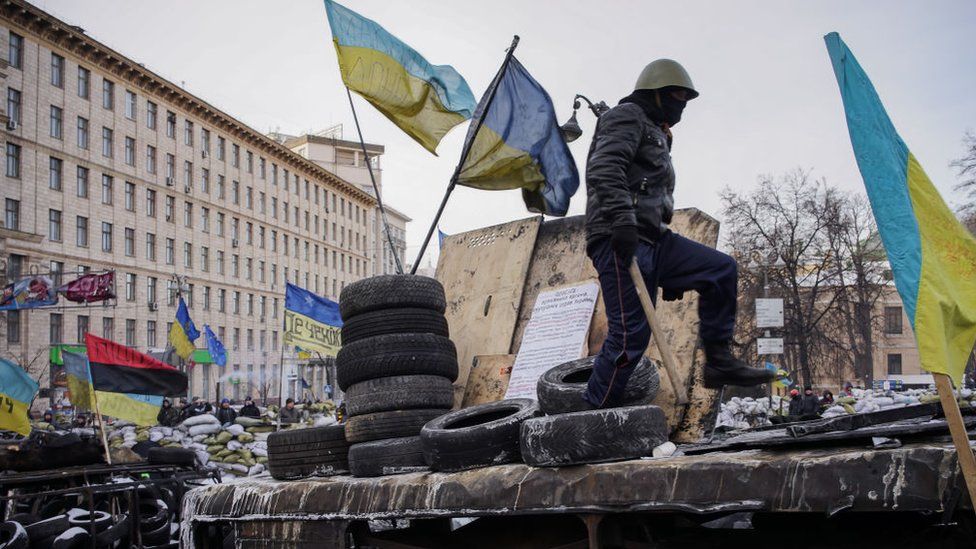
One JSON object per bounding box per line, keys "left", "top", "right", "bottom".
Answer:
{"left": 461, "top": 354, "right": 516, "bottom": 407}
{"left": 436, "top": 217, "right": 541, "bottom": 407}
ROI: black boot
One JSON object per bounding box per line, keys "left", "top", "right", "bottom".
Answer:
{"left": 703, "top": 340, "right": 777, "bottom": 389}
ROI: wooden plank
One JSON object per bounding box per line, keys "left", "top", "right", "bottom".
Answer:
{"left": 461, "top": 354, "right": 516, "bottom": 407}
{"left": 934, "top": 372, "right": 976, "bottom": 514}
{"left": 436, "top": 217, "right": 541, "bottom": 407}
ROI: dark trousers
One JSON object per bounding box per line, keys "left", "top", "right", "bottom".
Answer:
{"left": 583, "top": 231, "right": 739, "bottom": 407}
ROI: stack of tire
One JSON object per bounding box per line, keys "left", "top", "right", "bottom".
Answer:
{"left": 519, "top": 355, "right": 670, "bottom": 466}
{"left": 337, "top": 275, "right": 457, "bottom": 477}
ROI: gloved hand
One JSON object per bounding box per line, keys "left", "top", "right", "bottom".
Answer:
{"left": 610, "top": 225, "right": 638, "bottom": 266}
{"left": 662, "top": 288, "right": 684, "bottom": 302}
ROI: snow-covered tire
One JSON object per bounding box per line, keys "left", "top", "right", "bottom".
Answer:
{"left": 348, "top": 437, "right": 428, "bottom": 477}
{"left": 536, "top": 356, "right": 660, "bottom": 415}
{"left": 335, "top": 334, "right": 457, "bottom": 390}
{"left": 24, "top": 514, "right": 69, "bottom": 541}
{"left": 267, "top": 424, "right": 349, "bottom": 480}
{"left": 341, "top": 307, "right": 449, "bottom": 345}
{"left": 520, "top": 405, "right": 669, "bottom": 467}
{"left": 339, "top": 275, "right": 446, "bottom": 320}
{"left": 421, "top": 399, "right": 540, "bottom": 472}
{"left": 344, "top": 409, "right": 447, "bottom": 444}
{"left": 344, "top": 375, "right": 454, "bottom": 417}
{"left": 0, "top": 522, "right": 28, "bottom": 549}
{"left": 66, "top": 510, "right": 111, "bottom": 533}
{"left": 50, "top": 527, "right": 90, "bottom": 549}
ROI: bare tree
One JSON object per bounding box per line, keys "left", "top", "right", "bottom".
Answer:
{"left": 952, "top": 130, "right": 976, "bottom": 234}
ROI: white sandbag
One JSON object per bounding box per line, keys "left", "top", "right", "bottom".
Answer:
{"left": 171, "top": 430, "right": 185, "bottom": 442}
{"left": 149, "top": 431, "right": 164, "bottom": 442}
{"left": 192, "top": 434, "right": 209, "bottom": 442}
{"left": 225, "top": 424, "right": 245, "bottom": 436}
{"left": 249, "top": 447, "right": 268, "bottom": 458}
{"left": 652, "top": 441, "right": 676, "bottom": 458}
{"left": 188, "top": 423, "right": 222, "bottom": 437}
{"left": 195, "top": 450, "right": 210, "bottom": 466}
{"left": 235, "top": 416, "right": 265, "bottom": 427}
{"left": 190, "top": 442, "right": 208, "bottom": 451}
{"left": 247, "top": 464, "right": 265, "bottom": 476}
{"left": 231, "top": 464, "right": 248, "bottom": 474}
{"left": 312, "top": 415, "right": 336, "bottom": 427}
{"left": 253, "top": 433, "right": 270, "bottom": 442}
{"left": 182, "top": 414, "right": 220, "bottom": 427}
{"left": 226, "top": 440, "right": 243, "bottom": 451}
{"left": 157, "top": 426, "right": 174, "bottom": 437}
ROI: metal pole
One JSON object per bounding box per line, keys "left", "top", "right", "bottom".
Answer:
{"left": 345, "top": 87, "right": 404, "bottom": 275}
{"left": 275, "top": 335, "right": 286, "bottom": 432}
{"left": 410, "top": 35, "right": 521, "bottom": 274}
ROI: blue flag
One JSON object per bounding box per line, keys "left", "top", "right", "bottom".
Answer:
{"left": 437, "top": 228, "right": 448, "bottom": 249}
{"left": 456, "top": 56, "right": 580, "bottom": 216}
{"left": 204, "top": 324, "right": 227, "bottom": 367}
{"left": 283, "top": 284, "right": 343, "bottom": 357}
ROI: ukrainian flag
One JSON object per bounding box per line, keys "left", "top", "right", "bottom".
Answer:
{"left": 0, "top": 357, "right": 38, "bottom": 435}
{"left": 324, "top": 0, "right": 476, "bottom": 154}
{"left": 65, "top": 348, "right": 167, "bottom": 427}
{"left": 456, "top": 56, "right": 580, "bottom": 216}
{"left": 169, "top": 297, "right": 200, "bottom": 361}
{"left": 284, "top": 284, "right": 343, "bottom": 358}
{"left": 825, "top": 33, "right": 976, "bottom": 385}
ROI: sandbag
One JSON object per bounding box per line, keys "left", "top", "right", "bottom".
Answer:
{"left": 250, "top": 447, "right": 268, "bottom": 458}
{"left": 182, "top": 414, "right": 220, "bottom": 427}
{"left": 215, "top": 431, "right": 233, "bottom": 444}
{"left": 248, "top": 464, "right": 265, "bottom": 475}
{"left": 246, "top": 425, "right": 275, "bottom": 434}
{"left": 215, "top": 449, "right": 233, "bottom": 458}
{"left": 226, "top": 440, "right": 243, "bottom": 451}
{"left": 206, "top": 444, "right": 224, "bottom": 454}
{"left": 235, "top": 417, "right": 265, "bottom": 427}
{"left": 237, "top": 433, "right": 254, "bottom": 443}
{"left": 188, "top": 424, "right": 221, "bottom": 437}
{"left": 256, "top": 456, "right": 269, "bottom": 464}
{"left": 195, "top": 450, "right": 210, "bottom": 465}
{"left": 225, "top": 424, "right": 245, "bottom": 436}
{"left": 223, "top": 454, "right": 241, "bottom": 464}
{"left": 149, "top": 432, "right": 164, "bottom": 443}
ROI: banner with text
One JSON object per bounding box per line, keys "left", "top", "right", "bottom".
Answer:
{"left": 283, "top": 284, "right": 343, "bottom": 357}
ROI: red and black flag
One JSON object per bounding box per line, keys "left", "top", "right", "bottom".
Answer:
{"left": 84, "top": 334, "right": 187, "bottom": 396}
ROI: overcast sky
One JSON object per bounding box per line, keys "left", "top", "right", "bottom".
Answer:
{"left": 40, "top": 0, "right": 976, "bottom": 266}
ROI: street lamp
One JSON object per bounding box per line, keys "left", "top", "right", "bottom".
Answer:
{"left": 559, "top": 94, "right": 610, "bottom": 143}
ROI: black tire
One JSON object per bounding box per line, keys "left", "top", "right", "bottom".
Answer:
{"left": 5, "top": 514, "right": 38, "bottom": 526}
{"left": 345, "top": 375, "right": 454, "bottom": 417}
{"left": 336, "top": 334, "right": 457, "bottom": 390}
{"left": 520, "top": 405, "right": 669, "bottom": 467}
{"left": 339, "top": 275, "right": 446, "bottom": 320}
{"left": 348, "top": 436, "right": 428, "bottom": 478}
{"left": 147, "top": 447, "right": 196, "bottom": 466}
{"left": 341, "top": 307, "right": 449, "bottom": 345}
{"left": 24, "top": 515, "right": 69, "bottom": 541}
{"left": 0, "top": 522, "right": 28, "bottom": 549}
{"left": 93, "top": 513, "right": 130, "bottom": 546}
{"left": 536, "top": 356, "right": 661, "bottom": 415}
{"left": 50, "top": 527, "right": 90, "bottom": 549}
{"left": 421, "top": 399, "right": 540, "bottom": 472}
{"left": 140, "top": 519, "right": 172, "bottom": 546}
{"left": 344, "top": 409, "right": 448, "bottom": 444}
{"left": 267, "top": 425, "right": 349, "bottom": 480}
{"left": 66, "top": 510, "right": 111, "bottom": 533}
{"left": 138, "top": 499, "right": 170, "bottom": 532}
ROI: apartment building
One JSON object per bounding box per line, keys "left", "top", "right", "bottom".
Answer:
{"left": 0, "top": 0, "right": 391, "bottom": 407}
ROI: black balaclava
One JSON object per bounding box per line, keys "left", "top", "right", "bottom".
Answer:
{"left": 619, "top": 88, "right": 687, "bottom": 126}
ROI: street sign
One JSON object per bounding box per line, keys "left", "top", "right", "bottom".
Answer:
{"left": 757, "top": 337, "right": 784, "bottom": 355}
{"left": 755, "top": 298, "right": 784, "bottom": 328}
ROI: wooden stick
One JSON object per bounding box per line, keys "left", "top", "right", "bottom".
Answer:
{"left": 628, "top": 262, "right": 688, "bottom": 405}
{"left": 934, "top": 372, "right": 976, "bottom": 511}
{"left": 91, "top": 390, "right": 112, "bottom": 465}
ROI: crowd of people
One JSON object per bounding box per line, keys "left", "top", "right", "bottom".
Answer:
{"left": 154, "top": 396, "right": 316, "bottom": 427}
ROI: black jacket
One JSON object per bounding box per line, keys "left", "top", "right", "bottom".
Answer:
{"left": 156, "top": 406, "right": 180, "bottom": 427}
{"left": 239, "top": 404, "right": 261, "bottom": 418}
{"left": 215, "top": 406, "right": 237, "bottom": 425}
{"left": 585, "top": 103, "right": 675, "bottom": 243}
{"left": 798, "top": 394, "right": 821, "bottom": 417}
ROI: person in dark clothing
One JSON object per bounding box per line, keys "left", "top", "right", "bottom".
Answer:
{"left": 787, "top": 389, "right": 803, "bottom": 419}
{"left": 821, "top": 390, "right": 834, "bottom": 406}
{"left": 183, "top": 397, "right": 213, "bottom": 420}
{"left": 215, "top": 398, "right": 237, "bottom": 425}
{"left": 278, "top": 398, "right": 300, "bottom": 424}
{"left": 798, "top": 386, "right": 821, "bottom": 419}
{"left": 157, "top": 399, "right": 180, "bottom": 426}
{"left": 583, "top": 59, "right": 775, "bottom": 408}
{"left": 239, "top": 398, "right": 261, "bottom": 419}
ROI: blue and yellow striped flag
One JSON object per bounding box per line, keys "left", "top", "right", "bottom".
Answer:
{"left": 0, "top": 357, "right": 38, "bottom": 435}
{"left": 284, "top": 284, "right": 343, "bottom": 358}
{"left": 324, "top": 0, "right": 477, "bottom": 154}
{"left": 168, "top": 297, "right": 200, "bottom": 361}
{"left": 825, "top": 33, "right": 976, "bottom": 385}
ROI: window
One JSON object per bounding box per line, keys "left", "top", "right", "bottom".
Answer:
{"left": 49, "top": 105, "right": 63, "bottom": 138}
{"left": 125, "top": 273, "right": 136, "bottom": 301}
{"left": 146, "top": 145, "right": 156, "bottom": 173}
{"left": 203, "top": 286, "right": 211, "bottom": 310}
{"left": 77, "top": 66, "right": 90, "bottom": 99}
{"left": 102, "top": 79, "right": 114, "bottom": 110}
{"left": 259, "top": 157, "right": 266, "bottom": 179}
{"left": 271, "top": 197, "right": 277, "bottom": 219}
{"left": 6, "top": 143, "right": 21, "bottom": 178}
{"left": 51, "top": 53, "right": 65, "bottom": 88}
{"left": 101, "top": 222, "right": 113, "bottom": 252}
{"left": 125, "top": 319, "right": 136, "bottom": 346}
{"left": 201, "top": 247, "right": 209, "bottom": 271}
{"left": 147, "top": 321, "right": 157, "bottom": 347}
{"left": 232, "top": 144, "right": 240, "bottom": 167}
{"left": 165, "top": 195, "right": 175, "bottom": 222}
{"left": 166, "top": 154, "right": 175, "bottom": 180}
{"left": 201, "top": 207, "right": 210, "bottom": 232}
{"left": 125, "top": 181, "right": 135, "bottom": 211}
{"left": 6, "top": 88, "right": 21, "bottom": 125}
{"left": 101, "top": 127, "right": 113, "bottom": 157}
{"left": 233, "top": 291, "right": 240, "bottom": 314}
{"left": 75, "top": 216, "right": 88, "bottom": 247}
{"left": 125, "top": 90, "right": 137, "bottom": 120}
{"left": 146, "top": 232, "right": 156, "bottom": 261}
{"left": 245, "top": 187, "right": 253, "bottom": 209}
{"left": 232, "top": 254, "right": 239, "bottom": 277}
{"left": 184, "top": 202, "right": 192, "bottom": 228}
{"left": 8, "top": 32, "right": 23, "bottom": 69}
{"left": 201, "top": 128, "right": 210, "bottom": 152}
{"left": 165, "top": 238, "right": 175, "bottom": 265}
{"left": 76, "top": 116, "right": 89, "bottom": 149}
{"left": 246, "top": 151, "right": 253, "bottom": 173}
{"left": 184, "top": 242, "right": 193, "bottom": 268}
{"left": 201, "top": 168, "right": 210, "bottom": 193}
{"left": 216, "top": 212, "right": 225, "bottom": 236}
{"left": 48, "top": 209, "right": 62, "bottom": 242}
{"left": 102, "top": 317, "right": 113, "bottom": 340}
{"left": 232, "top": 180, "right": 240, "bottom": 204}
{"left": 50, "top": 313, "right": 63, "bottom": 344}
{"left": 147, "top": 277, "right": 157, "bottom": 304}
{"left": 887, "top": 353, "right": 903, "bottom": 375}
{"left": 124, "top": 228, "right": 135, "bottom": 256}
{"left": 101, "top": 175, "right": 113, "bottom": 204}
{"left": 147, "top": 101, "right": 157, "bottom": 129}
{"left": 183, "top": 161, "right": 193, "bottom": 187}
{"left": 4, "top": 199, "right": 19, "bottom": 231}
{"left": 124, "top": 137, "right": 135, "bottom": 165}
{"left": 217, "top": 250, "right": 225, "bottom": 275}
{"left": 146, "top": 189, "right": 157, "bottom": 217}
{"left": 233, "top": 329, "right": 240, "bottom": 350}
{"left": 49, "top": 157, "right": 63, "bottom": 190}
{"left": 184, "top": 120, "right": 193, "bottom": 146}
{"left": 218, "top": 289, "right": 226, "bottom": 312}
{"left": 884, "top": 306, "right": 903, "bottom": 335}
{"left": 259, "top": 192, "right": 266, "bottom": 214}
{"left": 217, "top": 175, "right": 225, "bottom": 199}
{"left": 217, "top": 136, "right": 225, "bottom": 160}
{"left": 166, "top": 111, "right": 176, "bottom": 138}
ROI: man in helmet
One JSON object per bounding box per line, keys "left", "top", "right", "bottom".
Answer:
{"left": 583, "top": 59, "right": 775, "bottom": 409}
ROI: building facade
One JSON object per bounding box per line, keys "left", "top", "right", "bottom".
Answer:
{"left": 0, "top": 0, "right": 398, "bottom": 408}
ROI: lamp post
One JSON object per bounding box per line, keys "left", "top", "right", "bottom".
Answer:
{"left": 748, "top": 253, "right": 787, "bottom": 406}
{"left": 559, "top": 94, "right": 610, "bottom": 143}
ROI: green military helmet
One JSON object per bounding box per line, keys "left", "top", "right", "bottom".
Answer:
{"left": 634, "top": 59, "right": 699, "bottom": 99}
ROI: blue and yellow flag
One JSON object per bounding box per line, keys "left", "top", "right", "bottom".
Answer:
{"left": 169, "top": 297, "right": 200, "bottom": 361}
{"left": 284, "top": 284, "right": 343, "bottom": 357}
{"left": 324, "top": 0, "right": 476, "bottom": 154}
{"left": 64, "top": 350, "right": 165, "bottom": 426}
{"left": 457, "top": 55, "right": 580, "bottom": 216}
{"left": 825, "top": 33, "right": 976, "bottom": 385}
{"left": 0, "top": 357, "right": 38, "bottom": 435}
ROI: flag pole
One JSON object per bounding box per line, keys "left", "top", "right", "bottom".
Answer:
{"left": 345, "top": 87, "right": 404, "bottom": 275}
{"left": 90, "top": 388, "right": 112, "bottom": 465}
{"left": 410, "top": 35, "right": 521, "bottom": 274}
{"left": 276, "top": 320, "right": 286, "bottom": 431}
{"left": 933, "top": 373, "right": 976, "bottom": 511}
